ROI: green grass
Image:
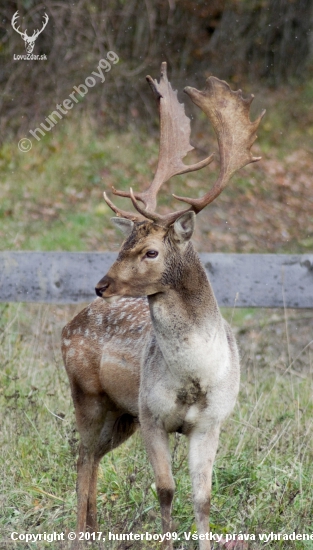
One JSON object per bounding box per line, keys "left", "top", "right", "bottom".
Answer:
{"left": 1, "top": 88, "right": 312, "bottom": 255}
{"left": 255, "top": 79, "right": 313, "bottom": 154}
{"left": 0, "top": 121, "right": 158, "bottom": 252}
{"left": 1, "top": 303, "right": 313, "bottom": 549}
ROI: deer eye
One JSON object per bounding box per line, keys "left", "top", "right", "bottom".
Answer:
{"left": 145, "top": 250, "right": 158, "bottom": 259}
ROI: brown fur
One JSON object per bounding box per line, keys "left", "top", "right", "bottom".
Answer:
{"left": 62, "top": 216, "right": 240, "bottom": 550}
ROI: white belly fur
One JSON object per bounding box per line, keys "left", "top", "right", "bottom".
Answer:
{"left": 141, "top": 325, "right": 240, "bottom": 432}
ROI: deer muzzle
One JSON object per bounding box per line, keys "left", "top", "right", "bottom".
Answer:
{"left": 95, "top": 275, "right": 115, "bottom": 298}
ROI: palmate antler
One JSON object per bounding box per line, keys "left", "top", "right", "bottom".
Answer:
{"left": 105, "top": 62, "right": 213, "bottom": 220}
{"left": 103, "top": 63, "right": 265, "bottom": 226}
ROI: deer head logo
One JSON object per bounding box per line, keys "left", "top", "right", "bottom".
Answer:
{"left": 11, "top": 11, "right": 49, "bottom": 54}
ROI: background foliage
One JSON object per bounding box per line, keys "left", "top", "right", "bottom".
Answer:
{"left": 0, "top": 0, "right": 313, "bottom": 137}
{"left": 0, "top": 1, "right": 313, "bottom": 255}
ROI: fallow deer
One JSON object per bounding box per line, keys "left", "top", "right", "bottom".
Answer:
{"left": 62, "top": 63, "right": 264, "bottom": 549}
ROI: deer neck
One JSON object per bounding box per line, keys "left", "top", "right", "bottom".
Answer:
{"left": 148, "top": 242, "right": 221, "bottom": 343}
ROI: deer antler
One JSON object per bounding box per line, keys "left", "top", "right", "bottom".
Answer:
{"left": 11, "top": 12, "right": 25, "bottom": 37}
{"left": 11, "top": 11, "right": 49, "bottom": 41}
{"left": 104, "top": 62, "right": 213, "bottom": 221}
{"left": 31, "top": 13, "right": 49, "bottom": 40}
{"left": 173, "top": 77, "right": 265, "bottom": 212}
{"left": 104, "top": 64, "right": 265, "bottom": 226}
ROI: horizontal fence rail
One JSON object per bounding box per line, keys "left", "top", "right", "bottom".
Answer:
{"left": 0, "top": 252, "right": 313, "bottom": 308}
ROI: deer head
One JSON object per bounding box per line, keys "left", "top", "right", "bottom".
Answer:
{"left": 96, "top": 63, "right": 265, "bottom": 299}
{"left": 96, "top": 212, "right": 198, "bottom": 300}
{"left": 11, "top": 11, "right": 49, "bottom": 54}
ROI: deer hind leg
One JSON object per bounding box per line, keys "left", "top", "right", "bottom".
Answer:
{"left": 75, "top": 389, "right": 138, "bottom": 534}
{"left": 86, "top": 412, "right": 138, "bottom": 530}
{"left": 141, "top": 416, "right": 175, "bottom": 550}
{"left": 188, "top": 425, "right": 220, "bottom": 550}
{"left": 74, "top": 390, "right": 109, "bottom": 534}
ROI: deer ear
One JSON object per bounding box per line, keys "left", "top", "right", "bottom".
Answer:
{"left": 172, "top": 211, "right": 195, "bottom": 243}
{"left": 111, "top": 217, "right": 134, "bottom": 237}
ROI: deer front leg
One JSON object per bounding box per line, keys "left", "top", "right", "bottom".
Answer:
{"left": 85, "top": 458, "right": 101, "bottom": 531}
{"left": 76, "top": 443, "right": 97, "bottom": 534}
{"left": 188, "top": 425, "right": 220, "bottom": 550}
{"left": 141, "top": 413, "right": 175, "bottom": 550}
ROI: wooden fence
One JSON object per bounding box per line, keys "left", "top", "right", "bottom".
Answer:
{"left": 1, "top": 252, "right": 312, "bottom": 308}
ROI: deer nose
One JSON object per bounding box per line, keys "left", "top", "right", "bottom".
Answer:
{"left": 95, "top": 276, "right": 113, "bottom": 297}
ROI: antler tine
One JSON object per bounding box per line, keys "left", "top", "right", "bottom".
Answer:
{"left": 32, "top": 13, "right": 49, "bottom": 39}
{"left": 104, "top": 187, "right": 181, "bottom": 224}
{"left": 107, "top": 61, "right": 213, "bottom": 217}
{"left": 172, "top": 77, "right": 265, "bottom": 213}
{"left": 11, "top": 12, "right": 24, "bottom": 36}
{"left": 103, "top": 191, "right": 143, "bottom": 222}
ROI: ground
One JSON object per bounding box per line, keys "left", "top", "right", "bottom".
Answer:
{"left": 0, "top": 82, "right": 313, "bottom": 548}
{"left": 1, "top": 302, "right": 312, "bottom": 549}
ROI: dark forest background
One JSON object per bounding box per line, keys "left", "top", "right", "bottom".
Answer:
{"left": 0, "top": 0, "right": 313, "bottom": 256}
{"left": 0, "top": 0, "right": 312, "bottom": 139}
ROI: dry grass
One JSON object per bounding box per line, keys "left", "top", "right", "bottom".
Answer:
{"left": 1, "top": 303, "right": 313, "bottom": 549}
